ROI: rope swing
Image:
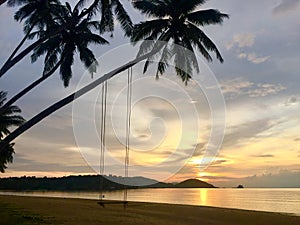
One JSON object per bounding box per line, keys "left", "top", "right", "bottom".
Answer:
{"left": 98, "top": 67, "right": 133, "bottom": 208}
{"left": 99, "top": 81, "right": 107, "bottom": 201}
{"left": 124, "top": 66, "right": 133, "bottom": 203}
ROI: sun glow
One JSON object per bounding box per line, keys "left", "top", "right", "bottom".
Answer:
{"left": 197, "top": 172, "right": 214, "bottom": 182}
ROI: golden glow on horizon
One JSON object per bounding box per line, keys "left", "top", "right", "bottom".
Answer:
{"left": 197, "top": 172, "right": 216, "bottom": 182}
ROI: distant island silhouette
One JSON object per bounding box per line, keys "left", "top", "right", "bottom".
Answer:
{"left": 0, "top": 175, "right": 216, "bottom": 191}
{"left": 175, "top": 179, "right": 215, "bottom": 188}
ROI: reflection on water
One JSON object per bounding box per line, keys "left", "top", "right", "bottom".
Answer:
{"left": 199, "top": 189, "right": 207, "bottom": 206}
{"left": 1, "top": 188, "right": 300, "bottom": 215}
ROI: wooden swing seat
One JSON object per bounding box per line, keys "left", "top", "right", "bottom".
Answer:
{"left": 97, "top": 200, "right": 129, "bottom": 208}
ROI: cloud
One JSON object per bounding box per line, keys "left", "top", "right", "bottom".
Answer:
{"left": 210, "top": 159, "right": 229, "bottom": 166}
{"left": 294, "top": 138, "right": 300, "bottom": 142}
{"left": 221, "top": 78, "right": 286, "bottom": 99}
{"left": 221, "top": 79, "right": 253, "bottom": 95}
{"left": 213, "top": 170, "right": 300, "bottom": 188}
{"left": 227, "top": 33, "right": 255, "bottom": 50}
{"left": 248, "top": 83, "right": 286, "bottom": 97}
{"left": 273, "top": 0, "right": 300, "bottom": 16}
{"left": 247, "top": 53, "right": 270, "bottom": 64}
{"left": 223, "top": 119, "right": 276, "bottom": 148}
{"left": 227, "top": 33, "right": 270, "bottom": 64}
{"left": 251, "top": 154, "right": 275, "bottom": 158}
{"left": 241, "top": 170, "right": 300, "bottom": 188}
{"left": 238, "top": 52, "right": 270, "bottom": 64}
{"left": 285, "top": 96, "right": 300, "bottom": 106}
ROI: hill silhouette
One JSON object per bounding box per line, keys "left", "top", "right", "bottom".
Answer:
{"left": 175, "top": 179, "right": 215, "bottom": 188}
{"left": 0, "top": 176, "right": 216, "bottom": 191}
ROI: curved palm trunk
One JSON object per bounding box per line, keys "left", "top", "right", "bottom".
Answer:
{"left": 0, "top": 0, "right": 100, "bottom": 77}
{"left": 2, "top": 25, "right": 35, "bottom": 72}
{"left": 0, "top": 61, "right": 62, "bottom": 115}
{"left": 0, "top": 0, "right": 6, "bottom": 6}
{"left": 0, "top": 49, "right": 159, "bottom": 151}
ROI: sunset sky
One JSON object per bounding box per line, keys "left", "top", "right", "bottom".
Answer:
{"left": 0, "top": 0, "right": 300, "bottom": 187}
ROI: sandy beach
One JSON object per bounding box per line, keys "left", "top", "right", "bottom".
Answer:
{"left": 0, "top": 195, "right": 299, "bottom": 225}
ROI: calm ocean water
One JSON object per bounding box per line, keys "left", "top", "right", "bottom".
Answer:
{"left": 1, "top": 188, "right": 300, "bottom": 215}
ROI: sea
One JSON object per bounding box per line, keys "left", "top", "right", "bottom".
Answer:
{"left": 1, "top": 188, "right": 300, "bottom": 215}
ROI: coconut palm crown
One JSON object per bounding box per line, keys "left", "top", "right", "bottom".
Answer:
{"left": 86, "top": 0, "right": 133, "bottom": 37}
{"left": 131, "top": 0, "right": 229, "bottom": 84}
{"left": 7, "top": 0, "right": 65, "bottom": 33}
{"left": 0, "top": 91, "right": 25, "bottom": 172}
{"left": 0, "top": 91, "right": 25, "bottom": 139}
{"left": 30, "top": 2, "right": 109, "bottom": 87}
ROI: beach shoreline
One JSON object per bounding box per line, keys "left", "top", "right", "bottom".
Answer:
{"left": 1, "top": 195, "right": 299, "bottom": 225}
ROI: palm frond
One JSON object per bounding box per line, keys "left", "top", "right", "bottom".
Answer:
{"left": 43, "top": 45, "right": 61, "bottom": 75}
{"left": 27, "top": 30, "right": 46, "bottom": 40}
{"left": 187, "top": 22, "right": 224, "bottom": 62}
{"left": 2, "top": 105, "right": 22, "bottom": 114}
{"left": 77, "top": 32, "right": 109, "bottom": 46}
{"left": 74, "top": 0, "right": 88, "bottom": 11}
{"left": 113, "top": 0, "right": 133, "bottom": 37}
{"left": 175, "top": 0, "right": 207, "bottom": 14}
{"left": 99, "top": 0, "right": 114, "bottom": 34}
{"left": 172, "top": 41, "right": 193, "bottom": 84}
{"left": 0, "top": 91, "right": 7, "bottom": 106}
{"left": 132, "top": 0, "right": 169, "bottom": 18}
{"left": 59, "top": 43, "right": 75, "bottom": 87}
{"left": 131, "top": 19, "right": 168, "bottom": 42}
{"left": 0, "top": 91, "right": 25, "bottom": 140}
{"left": 7, "top": 0, "right": 29, "bottom": 7}
{"left": 186, "top": 9, "right": 229, "bottom": 26}
{"left": 0, "top": 142, "right": 15, "bottom": 173}
{"left": 14, "top": 2, "right": 35, "bottom": 22}
{"left": 31, "top": 35, "right": 61, "bottom": 63}
{"left": 141, "top": 30, "right": 172, "bottom": 73}
{"left": 0, "top": 115, "right": 25, "bottom": 126}
{"left": 77, "top": 45, "right": 98, "bottom": 74}
{"left": 156, "top": 43, "right": 172, "bottom": 78}
{"left": 181, "top": 35, "right": 200, "bottom": 73}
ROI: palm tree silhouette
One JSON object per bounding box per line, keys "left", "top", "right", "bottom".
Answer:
{"left": 0, "top": 91, "right": 25, "bottom": 172}
{"left": 0, "top": 0, "right": 228, "bottom": 171}
{"left": 0, "top": 0, "right": 101, "bottom": 77}
{"left": 4, "top": 0, "right": 65, "bottom": 66}
{"left": 0, "top": 0, "right": 132, "bottom": 77}
{"left": 98, "top": 0, "right": 133, "bottom": 37}
{"left": 30, "top": 1, "right": 109, "bottom": 87}
{"left": 131, "top": 0, "right": 229, "bottom": 83}
{"left": 0, "top": 92, "right": 24, "bottom": 139}
{"left": 0, "top": 1, "right": 109, "bottom": 114}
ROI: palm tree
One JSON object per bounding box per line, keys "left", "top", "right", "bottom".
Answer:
{"left": 0, "top": 142, "right": 15, "bottom": 172}
{"left": 131, "top": 0, "right": 229, "bottom": 84}
{"left": 0, "top": 91, "right": 25, "bottom": 172}
{"left": 30, "top": 1, "right": 109, "bottom": 87}
{"left": 0, "top": 1, "right": 109, "bottom": 115}
{"left": 0, "top": 0, "right": 132, "bottom": 77}
{"left": 0, "top": 0, "right": 228, "bottom": 171}
{"left": 4, "top": 0, "right": 65, "bottom": 66}
{"left": 97, "top": 0, "right": 133, "bottom": 37}
{"left": 0, "top": 0, "right": 101, "bottom": 77}
{"left": 0, "top": 92, "right": 25, "bottom": 139}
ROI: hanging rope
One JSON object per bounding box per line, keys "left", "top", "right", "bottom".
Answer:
{"left": 124, "top": 67, "right": 133, "bottom": 202}
{"left": 99, "top": 81, "right": 108, "bottom": 201}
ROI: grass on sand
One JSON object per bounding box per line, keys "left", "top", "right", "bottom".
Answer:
{"left": 0, "top": 195, "right": 299, "bottom": 225}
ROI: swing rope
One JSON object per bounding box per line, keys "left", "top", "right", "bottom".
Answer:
{"left": 98, "top": 68, "right": 132, "bottom": 207}
{"left": 124, "top": 67, "right": 133, "bottom": 202}
{"left": 99, "top": 81, "right": 108, "bottom": 200}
